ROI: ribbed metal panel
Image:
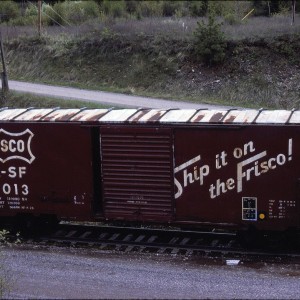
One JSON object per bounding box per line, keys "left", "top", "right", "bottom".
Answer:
{"left": 100, "top": 127, "right": 174, "bottom": 221}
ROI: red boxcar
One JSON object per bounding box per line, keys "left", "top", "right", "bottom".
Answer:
{"left": 0, "top": 108, "right": 299, "bottom": 233}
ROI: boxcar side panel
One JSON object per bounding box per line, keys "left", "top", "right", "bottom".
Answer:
{"left": 0, "top": 123, "right": 94, "bottom": 221}
{"left": 174, "top": 125, "right": 300, "bottom": 231}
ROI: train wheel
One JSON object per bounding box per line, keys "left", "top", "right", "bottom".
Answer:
{"left": 14, "top": 214, "right": 36, "bottom": 236}
{"left": 237, "top": 227, "right": 264, "bottom": 249}
{"left": 14, "top": 214, "right": 58, "bottom": 236}
{"left": 282, "top": 228, "right": 300, "bottom": 250}
{"left": 38, "top": 215, "right": 59, "bottom": 234}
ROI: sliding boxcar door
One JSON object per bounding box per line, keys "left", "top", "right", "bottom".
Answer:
{"left": 100, "top": 127, "right": 174, "bottom": 222}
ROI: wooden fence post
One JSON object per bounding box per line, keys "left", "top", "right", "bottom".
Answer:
{"left": 0, "top": 31, "right": 9, "bottom": 96}
{"left": 291, "top": 0, "right": 296, "bottom": 25}
{"left": 38, "top": 0, "right": 42, "bottom": 36}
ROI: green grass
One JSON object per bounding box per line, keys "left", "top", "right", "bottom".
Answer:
{"left": 1, "top": 91, "right": 112, "bottom": 109}
{"left": 2, "top": 15, "right": 300, "bottom": 42}
{"left": 3, "top": 15, "right": 300, "bottom": 110}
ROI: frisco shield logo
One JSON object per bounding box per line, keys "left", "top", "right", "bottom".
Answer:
{"left": 0, "top": 129, "right": 35, "bottom": 164}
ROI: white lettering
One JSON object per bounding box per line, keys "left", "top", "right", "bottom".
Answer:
{"left": 209, "top": 178, "right": 235, "bottom": 198}
{"left": 3, "top": 183, "right": 11, "bottom": 195}
{"left": 0, "top": 129, "right": 35, "bottom": 164}
{"left": 1, "top": 183, "right": 29, "bottom": 196}
{"left": 277, "top": 154, "right": 286, "bottom": 165}
{"left": 8, "top": 167, "right": 27, "bottom": 178}
{"left": 8, "top": 166, "right": 17, "bottom": 178}
{"left": 0, "top": 140, "right": 8, "bottom": 152}
{"left": 237, "top": 151, "right": 289, "bottom": 193}
{"left": 22, "top": 184, "right": 29, "bottom": 195}
{"left": 199, "top": 165, "right": 209, "bottom": 185}
{"left": 174, "top": 155, "right": 201, "bottom": 173}
{"left": 233, "top": 148, "right": 243, "bottom": 159}
{"left": 237, "top": 151, "right": 267, "bottom": 193}
{"left": 174, "top": 155, "right": 210, "bottom": 199}
{"left": 0, "top": 139, "right": 25, "bottom": 153}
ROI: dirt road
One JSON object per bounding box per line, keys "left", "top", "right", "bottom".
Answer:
{"left": 7, "top": 80, "right": 231, "bottom": 109}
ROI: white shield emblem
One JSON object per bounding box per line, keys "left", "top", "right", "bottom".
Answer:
{"left": 0, "top": 129, "right": 35, "bottom": 164}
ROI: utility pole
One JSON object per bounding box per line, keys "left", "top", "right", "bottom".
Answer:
{"left": 38, "top": 0, "right": 42, "bottom": 36}
{"left": 0, "top": 31, "right": 9, "bottom": 95}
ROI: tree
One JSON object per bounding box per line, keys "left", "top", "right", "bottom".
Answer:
{"left": 193, "top": 14, "right": 226, "bottom": 66}
{"left": 0, "top": 0, "right": 20, "bottom": 23}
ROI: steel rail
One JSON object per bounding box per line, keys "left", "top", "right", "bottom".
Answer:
{"left": 24, "top": 223, "right": 300, "bottom": 261}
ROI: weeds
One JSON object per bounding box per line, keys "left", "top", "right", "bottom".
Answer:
{"left": 3, "top": 24, "right": 300, "bottom": 109}
{"left": 0, "top": 229, "right": 21, "bottom": 298}
{"left": 1, "top": 91, "right": 111, "bottom": 109}
{"left": 1, "top": 9, "right": 300, "bottom": 109}
{"left": 0, "top": 1, "right": 19, "bottom": 23}
{"left": 1, "top": 14, "right": 299, "bottom": 42}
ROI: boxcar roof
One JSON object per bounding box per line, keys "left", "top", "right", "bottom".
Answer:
{"left": 0, "top": 108, "right": 299, "bottom": 124}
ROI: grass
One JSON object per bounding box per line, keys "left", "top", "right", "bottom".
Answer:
{"left": 6, "top": 79, "right": 291, "bottom": 110}
{"left": 2, "top": 15, "right": 300, "bottom": 109}
{"left": 1, "top": 15, "right": 300, "bottom": 42}
{"left": 1, "top": 91, "right": 112, "bottom": 109}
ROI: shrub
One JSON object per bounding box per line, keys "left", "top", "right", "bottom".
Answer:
{"left": 207, "top": 1, "right": 252, "bottom": 19}
{"left": 46, "top": 0, "right": 101, "bottom": 26}
{"left": 10, "top": 3, "right": 53, "bottom": 26}
{"left": 137, "top": 1, "right": 163, "bottom": 18}
{"left": 224, "top": 13, "right": 240, "bottom": 25}
{"left": 0, "top": 229, "right": 21, "bottom": 298}
{"left": 161, "top": 1, "right": 184, "bottom": 17}
{"left": 188, "top": 0, "right": 208, "bottom": 17}
{"left": 68, "top": 1, "right": 101, "bottom": 24}
{"left": 207, "top": 1, "right": 229, "bottom": 16}
{"left": 193, "top": 15, "right": 226, "bottom": 65}
{"left": 101, "top": 0, "right": 127, "bottom": 18}
{"left": 44, "top": 1, "right": 67, "bottom": 26}
{"left": 0, "top": 0, "right": 20, "bottom": 23}
{"left": 6, "top": 2, "right": 34, "bottom": 26}
{"left": 125, "top": 0, "right": 138, "bottom": 15}
{"left": 252, "top": 0, "right": 288, "bottom": 16}
{"left": 24, "top": 3, "right": 38, "bottom": 18}
{"left": 81, "top": 0, "right": 101, "bottom": 19}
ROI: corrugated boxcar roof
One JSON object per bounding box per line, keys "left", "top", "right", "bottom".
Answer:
{"left": 0, "top": 108, "right": 299, "bottom": 124}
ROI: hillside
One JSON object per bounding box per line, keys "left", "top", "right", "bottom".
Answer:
{"left": 3, "top": 16, "right": 300, "bottom": 109}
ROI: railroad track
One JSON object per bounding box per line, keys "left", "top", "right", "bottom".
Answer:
{"left": 22, "top": 223, "right": 300, "bottom": 262}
